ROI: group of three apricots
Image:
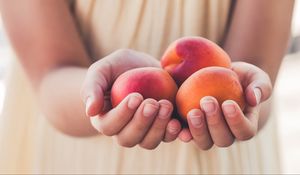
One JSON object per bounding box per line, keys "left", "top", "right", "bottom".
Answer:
{"left": 110, "top": 37, "right": 245, "bottom": 122}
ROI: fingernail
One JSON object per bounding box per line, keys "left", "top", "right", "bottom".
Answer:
{"left": 223, "top": 101, "right": 236, "bottom": 116}
{"left": 201, "top": 98, "right": 215, "bottom": 114}
{"left": 128, "top": 95, "right": 141, "bottom": 109}
{"left": 158, "top": 104, "right": 171, "bottom": 119}
{"left": 143, "top": 103, "right": 158, "bottom": 117}
{"left": 254, "top": 88, "right": 261, "bottom": 104}
{"left": 189, "top": 116, "right": 202, "bottom": 128}
{"left": 86, "top": 97, "right": 93, "bottom": 116}
{"left": 167, "top": 126, "right": 179, "bottom": 134}
{"left": 188, "top": 109, "right": 202, "bottom": 128}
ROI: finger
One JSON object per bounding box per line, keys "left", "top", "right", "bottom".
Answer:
{"left": 116, "top": 98, "right": 159, "bottom": 147}
{"left": 222, "top": 100, "right": 259, "bottom": 141}
{"left": 163, "top": 119, "right": 181, "bottom": 142}
{"left": 81, "top": 82, "right": 104, "bottom": 117}
{"left": 245, "top": 80, "right": 271, "bottom": 106}
{"left": 178, "top": 128, "right": 193, "bottom": 142}
{"left": 108, "top": 49, "right": 161, "bottom": 75}
{"left": 200, "top": 96, "right": 234, "bottom": 147}
{"left": 139, "top": 100, "right": 173, "bottom": 149}
{"left": 81, "top": 62, "right": 111, "bottom": 116}
{"left": 90, "top": 93, "right": 143, "bottom": 135}
{"left": 231, "top": 62, "right": 272, "bottom": 106}
{"left": 187, "top": 109, "right": 213, "bottom": 150}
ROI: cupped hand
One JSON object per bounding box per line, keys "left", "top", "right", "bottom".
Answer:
{"left": 178, "top": 62, "right": 272, "bottom": 150}
{"left": 81, "top": 49, "right": 181, "bottom": 149}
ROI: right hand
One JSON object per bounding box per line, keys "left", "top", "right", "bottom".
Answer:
{"left": 81, "top": 49, "right": 182, "bottom": 149}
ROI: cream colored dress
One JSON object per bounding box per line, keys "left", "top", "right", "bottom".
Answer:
{"left": 0, "top": 0, "right": 281, "bottom": 174}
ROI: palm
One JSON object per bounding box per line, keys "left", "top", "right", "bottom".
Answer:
{"left": 95, "top": 50, "right": 161, "bottom": 114}
{"left": 177, "top": 62, "right": 273, "bottom": 149}
{"left": 82, "top": 49, "right": 160, "bottom": 116}
{"left": 81, "top": 49, "right": 181, "bottom": 149}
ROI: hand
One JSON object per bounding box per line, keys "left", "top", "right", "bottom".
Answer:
{"left": 81, "top": 49, "right": 182, "bottom": 149}
{"left": 178, "top": 62, "right": 272, "bottom": 150}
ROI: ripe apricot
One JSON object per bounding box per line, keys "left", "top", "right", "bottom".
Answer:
{"left": 176, "top": 67, "right": 245, "bottom": 119}
{"left": 111, "top": 67, "right": 178, "bottom": 107}
{"left": 161, "top": 36, "right": 231, "bottom": 85}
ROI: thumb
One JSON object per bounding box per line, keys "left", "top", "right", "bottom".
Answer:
{"left": 231, "top": 62, "right": 272, "bottom": 107}
{"left": 81, "top": 64, "right": 111, "bottom": 117}
{"left": 245, "top": 78, "right": 272, "bottom": 106}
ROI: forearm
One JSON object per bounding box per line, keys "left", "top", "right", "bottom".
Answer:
{"left": 39, "top": 67, "right": 97, "bottom": 137}
{"left": 222, "top": 0, "right": 294, "bottom": 129}
{"left": 223, "top": 0, "right": 294, "bottom": 82}
{"left": 0, "top": 1, "right": 96, "bottom": 136}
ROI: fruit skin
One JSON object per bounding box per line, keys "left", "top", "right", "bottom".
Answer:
{"left": 161, "top": 36, "right": 231, "bottom": 85}
{"left": 111, "top": 67, "right": 178, "bottom": 107}
{"left": 176, "top": 66, "right": 245, "bottom": 120}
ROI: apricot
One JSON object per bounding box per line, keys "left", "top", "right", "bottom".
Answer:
{"left": 161, "top": 36, "right": 231, "bottom": 85}
{"left": 111, "top": 67, "right": 178, "bottom": 107}
{"left": 176, "top": 67, "right": 245, "bottom": 119}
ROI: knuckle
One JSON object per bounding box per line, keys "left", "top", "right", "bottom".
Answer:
{"left": 237, "top": 130, "right": 256, "bottom": 141}
{"left": 193, "top": 135, "right": 214, "bottom": 150}
{"left": 215, "top": 139, "right": 234, "bottom": 148}
{"left": 99, "top": 125, "right": 115, "bottom": 136}
{"left": 237, "top": 135, "right": 252, "bottom": 141}
{"left": 163, "top": 135, "right": 175, "bottom": 143}
{"left": 117, "top": 137, "right": 136, "bottom": 148}
{"left": 139, "top": 142, "right": 159, "bottom": 150}
{"left": 199, "top": 142, "right": 213, "bottom": 150}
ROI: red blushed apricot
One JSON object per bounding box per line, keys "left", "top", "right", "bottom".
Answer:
{"left": 176, "top": 67, "right": 245, "bottom": 120}
{"left": 111, "top": 67, "right": 178, "bottom": 107}
{"left": 161, "top": 36, "right": 231, "bottom": 85}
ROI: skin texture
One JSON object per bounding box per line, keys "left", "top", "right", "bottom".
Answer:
{"left": 111, "top": 67, "right": 178, "bottom": 108}
{"left": 161, "top": 37, "right": 231, "bottom": 85}
{"left": 0, "top": 0, "right": 294, "bottom": 150}
{"left": 176, "top": 67, "right": 245, "bottom": 120}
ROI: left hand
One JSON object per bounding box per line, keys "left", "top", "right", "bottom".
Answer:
{"left": 177, "top": 62, "right": 273, "bottom": 150}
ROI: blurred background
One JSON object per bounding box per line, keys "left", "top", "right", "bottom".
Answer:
{"left": 0, "top": 1, "right": 300, "bottom": 174}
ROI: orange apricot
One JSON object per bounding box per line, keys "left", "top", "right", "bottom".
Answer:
{"left": 176, "top": 66, "right": 245, "bottom": 120}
